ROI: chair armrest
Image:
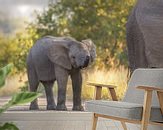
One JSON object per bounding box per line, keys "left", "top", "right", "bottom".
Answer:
{"left": 137, "top": 86, "right": 163, "bottom": 92}
{"left": 87, "top": 82, "right": 118, "bottom": 101}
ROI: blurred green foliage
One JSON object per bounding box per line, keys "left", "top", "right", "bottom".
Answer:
{"left": 0, "top": 64, "right": 42, "bottom": 130}
{"left": 0, "top": 64, "right": 13, "bottom": 87}
{"left": 0, "top": 123, "right": 19, "bottom": 130}
{"left": 0, "top": 0, "right": 136, "bottom": 72}
{"left": 0, "top": 91, "right": 42, "bottom": 113}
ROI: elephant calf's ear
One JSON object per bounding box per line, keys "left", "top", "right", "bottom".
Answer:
{"left": 82, "top": 39, "right": 96, "bottom": 63}
{"left": 48, "top": 44, "right": 72, "bottom": 70}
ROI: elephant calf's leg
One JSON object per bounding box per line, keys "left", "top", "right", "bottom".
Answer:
{"left": 56, "top": 78, "right": 68, "bottom": 111}
{"left": 71, "top": 69, "right": 84, "bottom": 111}
{"left": 55, "top": 66, "right": 69, "bottom": 111}
{"left": 29, "top": 81, "right": 39, "bottom": 110}
{"left": 42, "top": 81, "right": 56, "bottom": 110}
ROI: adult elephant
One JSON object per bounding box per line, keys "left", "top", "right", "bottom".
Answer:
{"left": 27, "top": 36, "right": 96, "bottom": 111}
{"left": 126, "top": 0, "right": 163, "bottom": 73}
{"left": 126, "top": 0, "right": 163, "bottom": 129}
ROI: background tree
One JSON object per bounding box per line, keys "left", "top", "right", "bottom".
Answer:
{"left": 0, "top": 28, "right": 39, "bottom": 72}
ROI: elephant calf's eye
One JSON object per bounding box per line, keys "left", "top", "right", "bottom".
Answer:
{"left": 72, "top": 56, "right": 75, "bottom": 59}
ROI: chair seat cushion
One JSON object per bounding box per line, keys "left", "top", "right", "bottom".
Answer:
{"left": 85, "top": 100, "right": 163, "bottom": 122}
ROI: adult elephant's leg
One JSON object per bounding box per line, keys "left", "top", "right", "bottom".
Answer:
{"left": 41, "top": 80, "right": 56, "bottom": 110}
{"left": 70, "top": 69, "right": 84, "bottom": 111}
{"left": 55, "top": 65, "right": 68, "bottom": 111}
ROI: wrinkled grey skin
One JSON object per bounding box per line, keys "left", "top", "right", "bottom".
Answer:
{"left": 126, "top": 0, "right": 163, "bottom": 73}
{"left": 27, "top": 36, "right": 96, "bottom": 111}
{"left": 127, "top": 2, "right": 163, "bottom": 130}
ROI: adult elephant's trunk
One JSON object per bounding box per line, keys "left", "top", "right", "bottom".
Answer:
{"left": 126, "top": 5, "right": 148, "bottom": 73}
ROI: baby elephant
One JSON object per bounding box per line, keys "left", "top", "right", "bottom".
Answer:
{"left": 27, "top": 36, "right": 96, "bottom": 111}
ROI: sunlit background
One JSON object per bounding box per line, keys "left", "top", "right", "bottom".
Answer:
{"left": 0, "top": 0, "right": 136, "bottom": 100}
{"left": 0, "top": 0, "right": 51, "bottom": 34}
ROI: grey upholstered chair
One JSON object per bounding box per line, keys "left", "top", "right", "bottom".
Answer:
{"left": 85, "top": 68, "right": 163, "bottom": 130}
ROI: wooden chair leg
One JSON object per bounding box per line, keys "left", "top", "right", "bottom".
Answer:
{"left": 95, "top": 86, "right": 102, "bottom": 100}
{"left": 141, "top": 90, "right": 152, "bottom": 130}
{"left": 108, "top": 88, "right": 118, "bottom": 101}
{"left": 92, "top": 113, "right": 98, "bottom": 130}
{"left": 157, "top": 91, "right": 163, "bottom": 114}
{"left": 121, "top": 121, "right": 127, "bottom": 130}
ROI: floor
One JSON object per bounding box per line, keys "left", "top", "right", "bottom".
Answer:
{"left": 0, "top": 97, "right": 139, "bottom": 130}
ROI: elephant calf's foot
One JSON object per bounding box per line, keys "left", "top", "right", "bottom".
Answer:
{"left": 29, "top": 104, "right": 39, "bottom": 110}
{"left": 47, "top": 104, "right": 56, "bottom": 110}
{"left": 56, "top": 104, "right": 67, "bottom": 111}
{"left": 72, "top": 105, "right": 84, "bottom": 111}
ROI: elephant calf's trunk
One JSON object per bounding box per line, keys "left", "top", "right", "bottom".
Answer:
{"left": 83, "top": 56, "right": 90, "bottom": 68}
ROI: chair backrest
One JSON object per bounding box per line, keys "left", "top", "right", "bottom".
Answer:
{"left": 123, "top": 68, "right": 163, "bottom": 106}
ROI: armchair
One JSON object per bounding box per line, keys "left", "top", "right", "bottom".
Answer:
{"left": 85, "top": 69, "right": 163, "bottom": 130}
